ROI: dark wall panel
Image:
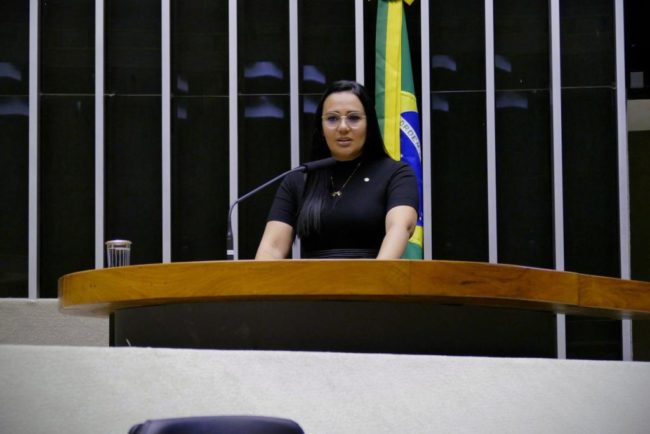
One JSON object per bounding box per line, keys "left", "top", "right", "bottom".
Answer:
{"left": 0, "top": 98, "right": 28, "bottom": 297}
{"left": 105, "top": 96, "right": 162, "bottom": 265}
{"left": 41, "top": 0, "right": 94, "bottom": 94}
{"left": 561, "top": 0, "right": 620, "bottom": 360}
{"left": 171, "top": 0, "right": 229, "bottom": 96}
{"left": 39, "top": 96, "right": 94, "bottom": 297}
{"left": 494, "top": 0, "right": 549, "bottom": 90}
{"left": 430, "top": 92, "right": 488, "bottom": 261}
{"left": 170, "top": 0, "right": 230, "bottom": 262}
{"left": 237, "top": 96, "right": 291, "bottom": 259}
{"left": 429, "top": 0, "right": 485, "bottom": 92}
{"left": 237, "top": 0, "right": 289, "bottom": 94}
{"left": 237, "top": 0, "right": 291, "bottom": 259}
{"left": 629, "top": 131, "right": 650, "bottom": 282}
{"left": 561, "top": 0, "right": 615, "bottom": 87}
{"left": 494, "top": 0, "right": 552, "bottom": 268}
{"left": 0, "top": 1, "right": 29, "bottom": 297}
{"left": 171, "top": 97, "right": 229, "bottom": 261}
{"left": 106, "top": 0, "right": 161, "bottom": 94}
{"left": 562, "top": 89, "right": 620, "bottom": 278}
{"left": 298, "top": 0, "right": 355, "bottom": 95}
{"left": 495, "top": 91, "right": 553, "bottom": 268}
{"left": 0, "top": 1, "right": 29, "bottom": 95}
{"left": 429, "top": 0, "right": 487, "bottom": 261}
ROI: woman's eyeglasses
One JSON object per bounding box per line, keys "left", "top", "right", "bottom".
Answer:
{"left": 321, "top": 113, "right": 366, "bottom": 129}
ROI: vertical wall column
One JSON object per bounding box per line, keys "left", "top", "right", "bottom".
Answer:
{"left": 28, "top": 0, "right": 39, "bottom": 298}
{"left": 614, "top": 0, "right": 632, "bottom": 361}
{"left": 484, "top": 0, "right": 497, "bottom": 263}
{"left": 550, "top": 0, "right": 567, "bottom": 359}
{"left": 355, "top": 0, "right": 365, "bottom": 84}
{"left": 161, "top": 0, "right": 172, "bottom": 263}
{"left": 94, "top": 0, "right": 105, "bottom": 269}
{"left": 290, "top": 0, "right": 300, "bottom": 259}
{"left": 421, "top": 0, "right": 432, "bottom": 259}
{"left": 228, "top": 0, "right": 239, "bottom": 259}
{"left": 289, "top": 0, "right": 299, "bottom": 170}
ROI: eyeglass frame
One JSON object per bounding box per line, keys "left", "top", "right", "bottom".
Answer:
{"left": 321, "top": 112, "right": 367, "bottom": 129}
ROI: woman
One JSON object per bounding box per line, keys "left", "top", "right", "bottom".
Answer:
{"left": 255, "top": 80, "right": 418, "bottom": 260}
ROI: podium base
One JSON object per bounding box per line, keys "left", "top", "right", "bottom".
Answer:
{"left": 111, "top": 300, "right": 556, "bottom": 357}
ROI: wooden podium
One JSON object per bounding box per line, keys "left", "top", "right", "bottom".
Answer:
{"left": 59, "top": 260, "right": 650, "bottom": 356}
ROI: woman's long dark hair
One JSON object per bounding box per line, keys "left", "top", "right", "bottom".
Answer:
{"left": 296, "top": 80, "right": 389, "bottom": 238}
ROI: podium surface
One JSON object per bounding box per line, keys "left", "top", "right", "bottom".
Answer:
{"left": 58, "top": 260, "right": 650, "bottom": 356}
{"left": 59, "top": 259, "right": 650, "bottom": 317}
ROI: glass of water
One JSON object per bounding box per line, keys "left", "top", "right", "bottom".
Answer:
{"left": 105, "top": 239, "right": 132, "bottom": 267}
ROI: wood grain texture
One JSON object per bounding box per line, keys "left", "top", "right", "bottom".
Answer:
{"left": 58, "top": 260, "right": 650, "bottom": 317}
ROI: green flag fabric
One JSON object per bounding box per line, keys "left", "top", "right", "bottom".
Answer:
{"left": 375, "top": 0, "right": 424, "bottom": 259}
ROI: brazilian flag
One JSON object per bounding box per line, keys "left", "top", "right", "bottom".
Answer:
{"left": 375, "top": 0, "right": 424, "bottom": 259}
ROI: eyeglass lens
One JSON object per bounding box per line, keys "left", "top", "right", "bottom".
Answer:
{"left": 322, "top": 113, "right": 365, "bottom": 128}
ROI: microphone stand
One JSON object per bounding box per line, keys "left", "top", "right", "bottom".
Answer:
{"left": 226, "top": 157, "right": 335, "bottom": 260}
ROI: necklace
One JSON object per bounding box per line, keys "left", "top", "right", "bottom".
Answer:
{"left": 330, "top": 162, "right": 362, "bottom": 198}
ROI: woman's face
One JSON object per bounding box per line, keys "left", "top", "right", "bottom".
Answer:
{"left": 321, "top": 91, "right": 367, "bottom": 161}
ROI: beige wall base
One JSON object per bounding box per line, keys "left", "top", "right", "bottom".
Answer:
{"left": 0, "top": 299, "right": 108, "bottom": 346}
{"left": 1, "top": 345, "right": 650, "bottom": 434}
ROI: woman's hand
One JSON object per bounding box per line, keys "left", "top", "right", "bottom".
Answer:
{"left": 377, "top": 205, "right": 418, "bottom": 259}
{"left": 255, "top": 221, "right": 294, "bottom": 260}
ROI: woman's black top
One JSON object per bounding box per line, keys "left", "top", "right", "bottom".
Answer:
{"left": 267, "top": 156, "right": 419, "bottom": 258}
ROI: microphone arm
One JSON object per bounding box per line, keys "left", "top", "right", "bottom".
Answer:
{"left": 226, "top": 157, "right": 336, "bottom": 260}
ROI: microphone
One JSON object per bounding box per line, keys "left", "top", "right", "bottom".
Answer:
{"left": 226, "top": 157, "right": 336, "bottom": 260}
{"left": 301, "top": 157, "right": 337, "bottom": 171}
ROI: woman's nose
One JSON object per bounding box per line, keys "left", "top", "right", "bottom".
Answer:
{"left": 337, "top": 118, "right": 351, "bottom": 130}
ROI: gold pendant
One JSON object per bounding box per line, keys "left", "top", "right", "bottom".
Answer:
{"left": 331, "top": 191, "right": 342, "bottom": 197}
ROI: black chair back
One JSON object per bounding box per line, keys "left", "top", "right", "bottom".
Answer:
{"left": 128, "top": 415, "right": 305, "bottom": 434}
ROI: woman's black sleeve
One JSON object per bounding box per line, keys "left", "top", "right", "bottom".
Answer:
{"left": 386, "top": 162, "right": 419, "bottom": 212}
{"left": 266, "top": 171, "right": 304, "bottom": 226}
